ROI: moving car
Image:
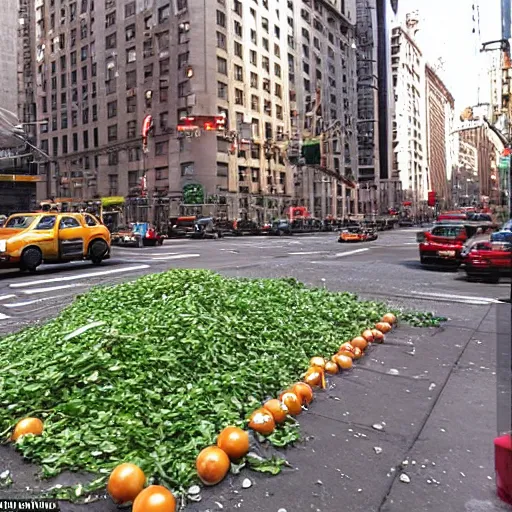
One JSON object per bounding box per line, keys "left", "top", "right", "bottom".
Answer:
{"left": 168, "top": 216, "right": 197, "bottom": 238}
{"left": 191, "top": 217, "right": 223, "bottom": 239}
{"left": 111, "top": 224, "right": 143, "bottom": 247}
{"left": 133, "top": 223, "right": 165, "bottom": 246}
{"left": 0, "top": 212, "right": 110, "bottom": 272}
{"left": 269, "top": 219, "right": 293, "bottom": 236}
{"left": 461, "top": 236, "right": 512, "bottom": 283}
{"left": 338, "top": 226, "right": 378, "bottom": 243}
{"left": 112, "top": 223, "right": 165, "bottom": 247}
{"left": 417, "top": 221, "right": 495, "bottom": 266}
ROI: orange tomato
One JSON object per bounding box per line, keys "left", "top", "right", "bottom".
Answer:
{"left": 362, "top": 329, "right": 374, "bottom": 342}
{"left": 132, "top": 485, "right": 176, "bottom": 512}
{"left": 325, "top": 361, "right": 339, "bottom": 374}
{"left": 335, "top": 354, "right": 353, "bottom": 370}
{"left": 217, "top": 426, "right": 249, "bottom": 460}
{"left": 248, "top": 408, "right": 276, "bottom": 436}
{"left": 292, "top": 382, "right": 314, "bottom": 405}
{"left": 309, "top": 356, "right": 326, "bottom": 369}
{"left": 352, "top": 347, "right": 363, "bottom": 360}
{"left": 371, "top": 329, "right": 385, "bottom": 343}
{"left": 108, "top": 463, "right": 146, "bottom": 504}
{"left": 376, "top": 321, "right": 392, "bottom": 333}
{"left": 263, "top": 399, "right": 288, "bottom": 424}
{"left": 351, "top": 336, "right": 368, "bottom": 351}
{"left": 280, "top": 391, "right": 303, "bottom": 415}
{"left": 339, "top": 342, "right": 355, "bottom": 353}
{"left": 196, "top": 446, "right": 231, "bottom": 486}
{"left": 382, "top": 313, "right": 397, "bottom": 325}
{"left": 11, "top": 417, "right": 44, "bottom": 441}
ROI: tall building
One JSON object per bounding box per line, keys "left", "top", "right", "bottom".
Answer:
{"left": 0, "top": 0, "right": 19, "bottom": 113}
{"left": 355, "top": 0, "right": 399, "bottom": 214}
{"left": 292, "top": 0, "right": 359, "bottom": 219}
{"left": 425, "top": 64, "right": 455, "bottom": 210}
{"left": 391, "top": 16, "right": 428, "bottom": 214}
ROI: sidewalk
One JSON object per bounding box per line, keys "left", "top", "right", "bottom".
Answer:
{"left": 0, "top": 305, "right": 508, "bottom": 512}
{"left": 185, "top": 308, "right": 509, "bottom": 512}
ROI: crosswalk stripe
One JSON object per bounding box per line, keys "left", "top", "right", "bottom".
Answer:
{"left": 3, "top": 295, "right": 68, "bottom": 308}
{"left": 0, "top": 312, "right": 11, "bottom": 320}
{"left": 0, "top": 294, "right": 16, "bottom": 301}
{"left": 21, "top": 284, "right": 85, "bottom": 295}
{"left": 334, "top": 248, "right": 370, "bottom": 258}
{"left": 288, "top": 251, "right": 326, "bottom": 255}
{"left": 9, "top": 264, "right": 150, "bottom": 289}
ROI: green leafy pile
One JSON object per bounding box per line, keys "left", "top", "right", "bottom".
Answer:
{"left": 0, "top": 270, "right": 443, "bottom": 496}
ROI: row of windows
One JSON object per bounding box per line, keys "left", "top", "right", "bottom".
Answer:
{"left": 216, "top": 55, "right": 282, "bottom": 78}
{"left": 216, "top": 8, "right": 281, "bottom": 39}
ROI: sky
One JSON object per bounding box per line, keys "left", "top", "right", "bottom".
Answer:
{"left": 397, "top": 0, "right": 502, "bottom": 112}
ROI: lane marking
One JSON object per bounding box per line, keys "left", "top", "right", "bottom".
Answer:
{"left": 288, "top": 251, "right": 326, "bottom": 255}
{"left": 334, "top": 248, "right": 370, "bottom": 258}
{"left": 21, "top": 284, "right": 85, "bottom": 295}
{"left": 410, "top": 291, "right": 503, "bottom": 305}
{"left": 0, "top": 294, "right": 16, "bottom": 301}
{"left": 150, "top": 254, "right": 200, "bottom": 261}
{"left": 3, "top": 295, "right": 70, "bottom": 308}
{"left": 0, "top": 312, "right": 11, "bottom": 320}
{"left": 9, "top": 265, "right": 150, "bottom": 289}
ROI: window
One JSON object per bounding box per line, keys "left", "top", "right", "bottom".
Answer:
{"left": 70, "top": 51, "right": 77, "bottom": 67}
{"left": 217, "top": 81, "right": 227, "bottom": 99}
{"left": 234, "top": 0, "right": 242, "bottom": 15}
{"left": 234, "top": 64, "right": 243, "bottom": 81}
{"left": 81, "top": 66, "right": 88, "bottom": 81}
{"left": 93, "top": 127, "right": 99, "bottom": 147}
{"left": 159, "top": 111, "right": 168, "bottom": 130}
{"left": 106, "top": 33, "right": 116, "bottom": 49}
{"left": 160, "top": 87, "right": 168, "bottom": 102}
{"left": 125, "top": 1, "right": 135, "bottom": 17}
{"left": 92, "top": 104, "right": 98, "bottom": 121}
{"left": 155, "top": 141, "right": 168, "bottom": 155}
{"left": 108, "top": 125, "right": 117, "bottom": 142}
{"left": 61, "top": 111, "right": 68, "bottom": 128}
{"left": 216, "top": 10, "right": 226, "bottom": 27}
{"left": 81, "top": 22, "right": 88, "bottom": 39}
{"left": 144, "top": 64, "right": 153, "bottom": 79}
{"left": 276, "top": 105, "right": 283, "bottom": 120}
{"left": 158, "top": 4, "right": 170, "bottom": 23}
{"left": 180, "top": 162, "right": 194, "bottom": 176}
{"left": 62, "top": 135, "right": 68, "bottom": 154}
{"left": 250, "top": 72, "right": 258, "bottom": 88}
{"left": 71, "top": 70, "right": 77, "bottom": 84}
{"left": 235, "top": 88, "right": 244, "bottom": 105}
{"left": 60, "top": 55, "right": 67, "bottom": 71}
{"left": 177, "top": 0, "right": 188, "bottom": 9}
{"left": 251, "top": 94, "right": 259, "bottom": 111}
{"left": 159, "top": 58, "right": 170, "bottom": 75}
{"left": 126, "top": 24, "right": 136, "bottom": 41}
{"left": 127, "top": 120, "right": 137, "bottom": 138}
{"left": 126, "top": 47, "right": 136, "bottom": 63}
{"left": 274, "top": 63, "right": 281, "bottom": 77}
{"left": 128, "top": 147, "right": 141, "bottom": 161}
{"left": 234, "top": 20, "right": 242, "bottom": 36}
{"left": 262, "top": 17, "right": 268, "bottom": 32}
{"left": 108, "top": 151, "right": 118, "bottom": 165}
{"left": 177, "top": 52, "right": 188, "bottom": 68}
{"left": 157, "top": 31, "right": 170, "bottom": 51}
{"left": 82, "top": 107, "right": 89, "bottom": 124}
{"left": 262, "top": 38, "right": 269, "bottom": 51}
{"left": 217, "top": 56, "right": 227, "bottom": 74}
{"left": 61, "top": 73, "right": 67, "bottom": 88}
{"left": 274, "top": 25, "right": 280, "bottom": 38}
{"left": 108, "top": 174, "right": 118, "bottom": 195}
{"left": 234, "top": 41, "right": 243, "bottom": 57}
{"left": 275, "top": 83, "right": 282, "bottom": 98}
{"left": 274, "top": 43, "right": 281, "bottom": 58}
{"left": 250, "top": 50, "right": 257, "bottom": 65}
{"left": 72, "top": 132, "right": 78, "bottom": 151}
{"left": 71, "top": 29, "right": 77, "bottom": 48}
{"left": 178, "top": 81, "right": 189, "bottom": 97}
{"left": 83, "top": 130, "right": 89, "bottom": 149}
{"left": 217, "top": 163, "right": 228, "bottom": 177}
{"left": 262, "top": 56, "right": 269, "bottom": 71}
{"left": 217, "top": 31, "right": 226, "bottom": 49}
{"left": 126, "top": 70, "right": 137, "bottom": 88}
{"left": 51, "top": 61, "right": 57, "bottom": 75}
{"left": 107, "top": 100, "right": 117, "bottom": 118}
{"left": 36, "top": 216, "right": 57, "bottom": 230}
{"left": 250, "top": 29, "right": 257, "bottom": 44}
{"left": 71, "top": 110, "right": 78, "bottom": 127}
{"left": 105, "top": 11, "right": 116, "bottom": 27}
{"left": 84, "top": 214, "right": 98, "bottom": 227}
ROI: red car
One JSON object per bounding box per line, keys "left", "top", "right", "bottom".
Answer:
{"left": 461, "top": 238, "right": 512, "bottom": 283}
{"left": 418, "top": 224, "right": 469, "bottom": 266}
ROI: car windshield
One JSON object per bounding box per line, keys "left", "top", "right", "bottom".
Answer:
{"left": 4, "top": 216, "right": 36, "bottom": 229}
{"left": 431, "top": 226, "right": 465, "bottom": 237}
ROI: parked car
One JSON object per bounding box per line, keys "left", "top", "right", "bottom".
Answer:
{"left": 133, "top": 222, "right": 165, "bottom": 246}
{"left": 0, "top": 212, "right": 110, "bottom": 271}
{"left": 167, "top": 216, "right": 197, "bottom": 238}
{"left": 232, "top": 219, "right": 261, "bottom": 236}
{"left": 269, "top": 219, "right": 293, "bottom": 236}
{"left": 461, "top": 238, "right": 512, "bottom": 282}
{"left": 338, "top": 226, "right": 378, "bottom": 243}
{"left": 398, "top": 218, "right": 414, "bottom": 227}
{"left": 191, "top": 217, "right": 223, "bottom": 239}
{"left": 111, "top": 225, "right": 143, "bottom": 247}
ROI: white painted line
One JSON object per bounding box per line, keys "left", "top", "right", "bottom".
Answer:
{"left": 0, "top": 294, "right": 16, "bottom": 301}
{"left": 410, "top": 291, "right": 503, "bottom": 305}
{"left": 334, "top": 248, "right": 370, "bottom": 258}
{"left": 3, "top": 295, "right": 68, "bottom": 308}
{"left": 288, "top": 251, "right": 326, "bottom": 255}
{"left": 0, "top": 312, "right": 11, "bottom": 320}
{"left": 151, "top": 254, "right": 200, "bottom": 261}
{"left": 147, "top": 252, "right": 179, "bottom": 256}
{"left": 22, "top": 284, "right": 85, "bottom": 295}
{"left": 9, "top": 265, "right": 150, "bottom": 289}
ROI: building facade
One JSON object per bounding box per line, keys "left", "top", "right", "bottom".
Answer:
{"left": 0, "top": 0, "right": 19, "bottom": 112}
{"left": 425, "top": 64, "right": 454, "bottom": 210}
{"left": 292, "top": 0, "right": 359, "bottom": 219}
{"left": 391, "top": 18, "right": 428, "bottom": 215}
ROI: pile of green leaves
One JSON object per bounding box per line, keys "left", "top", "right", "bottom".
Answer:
{"left": 0, "top": 270, "right": 443, "bottom": 496}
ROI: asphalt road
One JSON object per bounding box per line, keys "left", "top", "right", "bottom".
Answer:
{"left": 0, "top": 228, "right": 510, "bottom": 512}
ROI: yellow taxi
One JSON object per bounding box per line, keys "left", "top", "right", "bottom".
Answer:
{"left": 0, "top": 212, "right": 111, "bottom": 272}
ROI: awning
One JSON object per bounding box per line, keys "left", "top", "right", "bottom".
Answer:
{"left": 101, "top": 196, "right": 125, "bottom": 207}
{"left": 0, "top": 174, "right": 42, "bottom": 182}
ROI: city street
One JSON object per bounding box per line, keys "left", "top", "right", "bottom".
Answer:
{"left": 0, "top": 228, "right": 509, "bottom": 511}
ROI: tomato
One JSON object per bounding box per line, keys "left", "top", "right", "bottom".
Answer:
{"left": 280, "top": 391, "right": 302, "bottom": 415}
{"left": 292, "top": 382, "right": 314, "bottom": 405}
{"left": 325, "top": 361, "right": 339, "bottom": 374}
{"left": 248, "top": 408, "right": 276, "bottom": 436}
{"left": 217, "top": 426, "right": 249, "bottom": 460}
{"left": 11, "top": 417, "right": 44, "bottom": 441}
{"left": 362, "top": 330, "right": 374, "bottom": 342}
{"left": 351, "top": 337, "right": 368, "bottom": 351}
{"left": 335, "top": 354, "right": 353, "bottom": 370}
{"left": 107, "top": 463, "right": 146, "bottom": 504}
{"left": 132, "top": 485, "right": 176, "bottom": 512}
{"left": 196, "top": 446, "right": 230, "bottom": 486}
{"left": 263, "top": 399, "right": 288, "bottom": 424}
{"left": 376, "top": 321, "right": 392, "bottom": 333}
{"left": 309, "top": 356, "right": 326, "bottom": 369}
{"left": 382, "top": 313, "right": 397, "bottom": 324}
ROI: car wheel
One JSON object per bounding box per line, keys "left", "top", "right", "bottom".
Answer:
{"left": 158, "top": 238, "right": 164, "bottom": 246}
{"left": 89, "top": 239, "right": 109, "bottom": 265}
{"left": 485, "top": 272, "right": 500, "bottom": 284}
{"left": 137, "top": 237, "right": 143, "bottom": 248}
{"left": 20, "top": 246, "right": 42, "bottom": 272}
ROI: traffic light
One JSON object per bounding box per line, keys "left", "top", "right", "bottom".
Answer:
{"left": 428, "top": 191, "right": 436, "bottom": 207}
